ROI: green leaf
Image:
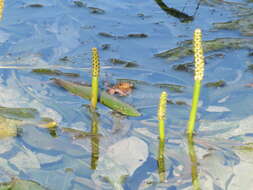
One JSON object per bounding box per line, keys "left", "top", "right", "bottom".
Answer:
{"left": 53, "top": 78, "right": 141, "bottom": 116}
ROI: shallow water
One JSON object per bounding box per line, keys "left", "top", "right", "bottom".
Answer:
{"left": 0, "top": 0, "right": 253, "bottom": 189}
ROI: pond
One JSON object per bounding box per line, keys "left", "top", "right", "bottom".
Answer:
{"left": 0, "top": 0, "right": 253, "bottom": 189}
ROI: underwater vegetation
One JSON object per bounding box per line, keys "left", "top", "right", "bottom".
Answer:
{"left": 155, "top": 38, "right": 253, "bottom": 62}
{"left": 0, "top": 0, "right": 253, "bottom": 189}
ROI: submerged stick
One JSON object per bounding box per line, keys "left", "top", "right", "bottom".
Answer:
{"left": 91, "top": 48, "right": 100, "bottom": 109}
{"left": 157, "top": 91, "right": 167, "bottom": 140}
{"left": 154, "top": 0, "right": 193, "bottom": 22}
{"left": 187, "top": 29, "right": 205, "bottom": 137}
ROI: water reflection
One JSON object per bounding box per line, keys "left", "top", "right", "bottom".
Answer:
{"left": 187, "top": 136, "right": 201, "bottom": 190}
{"left": 157, "top": 139, "right": 166, "bottom": 182}
{"left": 90, "top": 110, "right": 100, "bottom": 170}
{"left": 0, "top": 0, "right": 4, "bottom": 19}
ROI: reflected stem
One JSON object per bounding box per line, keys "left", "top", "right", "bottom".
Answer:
{"left": 90, "top": 111, "right": 100, "bottom": 170}
{"left": 187, "top": 135, "right": 201, "bottom": 190}
{"left": 157, "top": 139, "right": 166, "bottom": 182}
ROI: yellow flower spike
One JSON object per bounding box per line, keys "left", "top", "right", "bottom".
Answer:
{"left": 92, "top": 48, "right": 100, "bottom": 77}
{"left": 157, "top": 91, "right": 167, "bottom": 140}
{"left": 0, "top": 0, "right": 4, "bottom": 20}
{"left": 91, "top": 48, "right": 100, "bottom": 109}
{"left": 193, "top": 28, "right": 205, "bottom": 81}
{"left": 187, "top": 28, "right": 205, "bottom": 137}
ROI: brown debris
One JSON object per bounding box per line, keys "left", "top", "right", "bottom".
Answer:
{"left": 106, "top": 82, "right": 134, "bottom": 96}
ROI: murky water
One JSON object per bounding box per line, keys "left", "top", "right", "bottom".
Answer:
{"left": 0, "top": 0, "right": 253, "bottom": 189}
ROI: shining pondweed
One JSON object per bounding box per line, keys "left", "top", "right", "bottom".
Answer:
{"left": 187, "top": 28, "right": 205, "bottom": 137}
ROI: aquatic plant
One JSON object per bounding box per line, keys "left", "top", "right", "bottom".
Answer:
{"left": 187, "top": 29, "right": 205, "bottom": 137}
{"left": 157, "top": 91, "right": 167, "bottom": 140}
{"left": 157, "top": 91, "right": 167, "bottom": 182}
{"left": 53, "top": 79, "right": 141, "bottom": 116}
{"left": 155, "top": 37, "right": 253, "bottom": 62}
{"left": 91, "top": 48, "right": 100, "bottom": 109}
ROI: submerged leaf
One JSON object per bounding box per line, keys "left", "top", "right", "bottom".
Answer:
{"left": 0, "top": 107, "right": 38, "bottom": 120}
{"left": 154, "top": 83, "right": 185, "bottom": 93}
{"left": 53, "top": 78, "right": 141, "bottom": 116}
{"left": 205, "top": 80, "right": 226, "bottom": 88}
{"left": 155, "top": 38, "right": 253, "bottom": 61}
{"left": 213, "top": 15, "right": 253, "bottom": 36}
{"left": 0, "top": 179, "right": 46, "bottom": 190}
{"left": 32, "top": 68, "right": 79, "bottom": 77}
{"left": 62, "top": 127, "right": 101, "bottom": 139}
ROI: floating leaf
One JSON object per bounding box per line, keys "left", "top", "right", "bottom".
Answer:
{"left": 53, "top": 78, "right": 141, "bottom": 116}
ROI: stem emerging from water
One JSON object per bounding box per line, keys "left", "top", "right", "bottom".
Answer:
{"left": 91, "top": 48, "right": 100, "bottom": 110}
{"left": 187, "top": 29, "right": 205, "bottom": 137}
{"left": 158, "top": 91, "right": 167, "bottom": 140}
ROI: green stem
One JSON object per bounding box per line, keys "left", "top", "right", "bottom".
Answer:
{"left": 187, "top": 80, "right": 201, "bottom": 136}
{"left": 159, "top": 120, "right": 165, "bottom": 140}
{"left": 91, "top": 76, "right": 99, "bottom": 109}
